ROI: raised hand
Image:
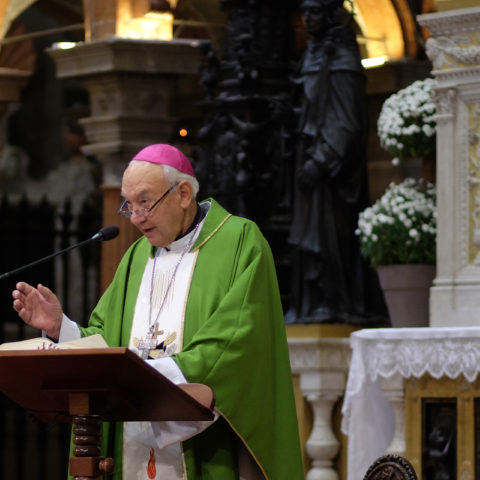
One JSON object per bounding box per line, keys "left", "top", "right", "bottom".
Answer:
{"left": 12, "top": 282, "right": 63, "bottom": 340}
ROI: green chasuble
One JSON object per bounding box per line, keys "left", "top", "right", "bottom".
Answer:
{"left": 80, "top": 199, "right": 304, "bottom": 480}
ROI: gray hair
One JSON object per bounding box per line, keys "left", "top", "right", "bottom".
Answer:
{"left": 128, "top": 160, "right": 200, "bottom": 198}
{"left": 161, "top": 164, "right": 200, "bottom": 198}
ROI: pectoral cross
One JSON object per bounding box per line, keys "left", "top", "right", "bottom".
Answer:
{"left": 138, "top": 323, "right": 162, "bottom": 359}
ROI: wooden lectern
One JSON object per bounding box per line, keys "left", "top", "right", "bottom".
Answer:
{"left": 0, "top": 347, "right": 215, "bottom": 479}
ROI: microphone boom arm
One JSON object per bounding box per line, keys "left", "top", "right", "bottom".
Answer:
{"left": 0, "top": 225, "right": 119, "bottom": 281}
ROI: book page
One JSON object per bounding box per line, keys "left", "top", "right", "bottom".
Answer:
{"left": 0, "top": 334, "right": 109, "bottom": 351}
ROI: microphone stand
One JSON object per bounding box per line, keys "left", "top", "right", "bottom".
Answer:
{"left": 0, "top": 226, "right": 119, "bottom": 281}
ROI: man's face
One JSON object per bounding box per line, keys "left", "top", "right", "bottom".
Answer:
{"left": 302, "top": 6, "right": 328, "bottom": 36}
{"left": 121, "top": 161, "right": 186, "bottom": 248}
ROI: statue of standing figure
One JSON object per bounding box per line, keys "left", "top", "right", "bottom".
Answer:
{"left": 286, "top": 0, "right": 387, "bottom": 324}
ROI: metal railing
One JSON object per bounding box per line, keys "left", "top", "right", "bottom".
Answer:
{"left": 0, "top": 194, "right": 101, "bottom": 479}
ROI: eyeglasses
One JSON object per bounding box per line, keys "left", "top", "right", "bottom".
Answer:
{"left": 118, "top": 183, "right": 179, "bottom": 219}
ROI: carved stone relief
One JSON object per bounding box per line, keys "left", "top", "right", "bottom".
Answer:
{"left": 427, "top": 34, "right": 480, "bottom": 70}
{"left": 467, "top": 103, "right": 480, "bottom": 264}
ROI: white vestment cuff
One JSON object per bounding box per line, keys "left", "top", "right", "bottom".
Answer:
{"left": 42, "top": 314, "right": 81, "bottom": 343}
{"left": 148, "top": 357, "right": 188, "bottom": 384}
{"left": 58, "top": 314, "right": 82, "bottom": 342}
{"left": 147, "top": 357, "right": 218, "bottom": 449}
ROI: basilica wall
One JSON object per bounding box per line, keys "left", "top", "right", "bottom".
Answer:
{"left": 0, "top": 1, "right": 477, "bottom": 480}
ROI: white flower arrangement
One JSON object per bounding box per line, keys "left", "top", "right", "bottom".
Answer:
{"left": 356, "top": 178, "right": 436, "bottom": 267}
{"left": 377, "top": 78, "right": 437, "bottom": 161}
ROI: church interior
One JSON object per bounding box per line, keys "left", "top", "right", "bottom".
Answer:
{"left": 0, "top": 0, "right": 479, "bottom": 479}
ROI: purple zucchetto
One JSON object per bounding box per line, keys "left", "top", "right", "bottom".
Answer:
{"left": 131, "top": 144, "right": 195, "bottom": 177}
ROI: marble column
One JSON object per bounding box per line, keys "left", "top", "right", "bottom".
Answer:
{"left": 0, "top": 68, "right": 31, "bottom": 193}
{"left": 0, "top": 67, "right": 31, "bottom": 146}
{"left": 418, "top": 7, "right": 480, "bottom": 327}
{"left": 379, "top": 374, "right": 406, "bottom": 456}
{"left": 288, "top": 337, "right": 351, "bottom": 480}
{"left": 47, "top": 38, "right": 202, "bottom": 289}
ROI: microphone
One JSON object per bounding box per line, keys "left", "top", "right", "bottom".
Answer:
{"left": 0, "top": 225, "right": 120, "bottom": 281}
{"left": 90, "top": 225, "right": 120, "bottom": 242}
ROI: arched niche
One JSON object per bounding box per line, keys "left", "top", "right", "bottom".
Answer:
{"left": 353, "top": 0, "right": 417, "bottom": 59}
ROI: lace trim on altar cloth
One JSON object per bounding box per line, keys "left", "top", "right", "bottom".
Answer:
{"left": 353, "top": 326, "right": 480, "bottom": 387}
{"left": 341, "top": 326, "right": 480, "bottom": 480}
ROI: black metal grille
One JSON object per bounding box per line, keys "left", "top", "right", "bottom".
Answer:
{"left": 0, "top": 195, "right": 101, "bottom": 480}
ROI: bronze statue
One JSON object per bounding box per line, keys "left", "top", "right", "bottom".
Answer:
{"left": 286, "top": 0, "right": 386, "bottom": 324}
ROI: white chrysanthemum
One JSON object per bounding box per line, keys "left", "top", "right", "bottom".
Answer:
{"left": 377, "top": 78, "right": 437, "bottom": 158}
{"left": 356, "top": 178, "right": 436, "bottom": 266}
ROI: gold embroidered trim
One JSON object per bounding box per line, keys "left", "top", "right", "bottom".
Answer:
{"left": 149, "top": 211, "right": 230, "bottom": 257}
{"left": 192, "top": 214, "right": 232, "bottom": 251}
{"left": 179, "top": 250, "right": 199, "bottom": 349}
{"left": 215, "top": 408, "right": 269, "bottom": 480}
{"left": 181, "top": 443, "right": 187, "bottom": 480}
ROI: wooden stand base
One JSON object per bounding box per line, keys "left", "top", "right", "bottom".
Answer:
{"left": 70, "top": 415, "right": 114, "bottom": 479}
{"left": 0, "top": 348, "right": 214, "bottom": 479}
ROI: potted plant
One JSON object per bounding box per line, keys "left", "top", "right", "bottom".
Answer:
{"left": 377, "top": 77, "right": 437, "bottom": 181}
{"left": 356, "top": 178, "right": 436, "bottom": 327}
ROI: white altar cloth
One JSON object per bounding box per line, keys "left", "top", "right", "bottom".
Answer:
{"left": 341, "top": 326, "right": 480, "bottom": 480}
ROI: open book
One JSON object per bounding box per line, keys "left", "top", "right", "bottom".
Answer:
{"left": 0, "top": 334, "right": 109, "bottom": 351}
{"left": 0, "top": 335, "right": 216, "bottom": 411}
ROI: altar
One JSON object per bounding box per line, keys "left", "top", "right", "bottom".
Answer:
{"left": 285, "top": 6, "right": 480, "bottom": 480}
{"left": 341, "top": 326, "right": 480, "bottom": 480}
